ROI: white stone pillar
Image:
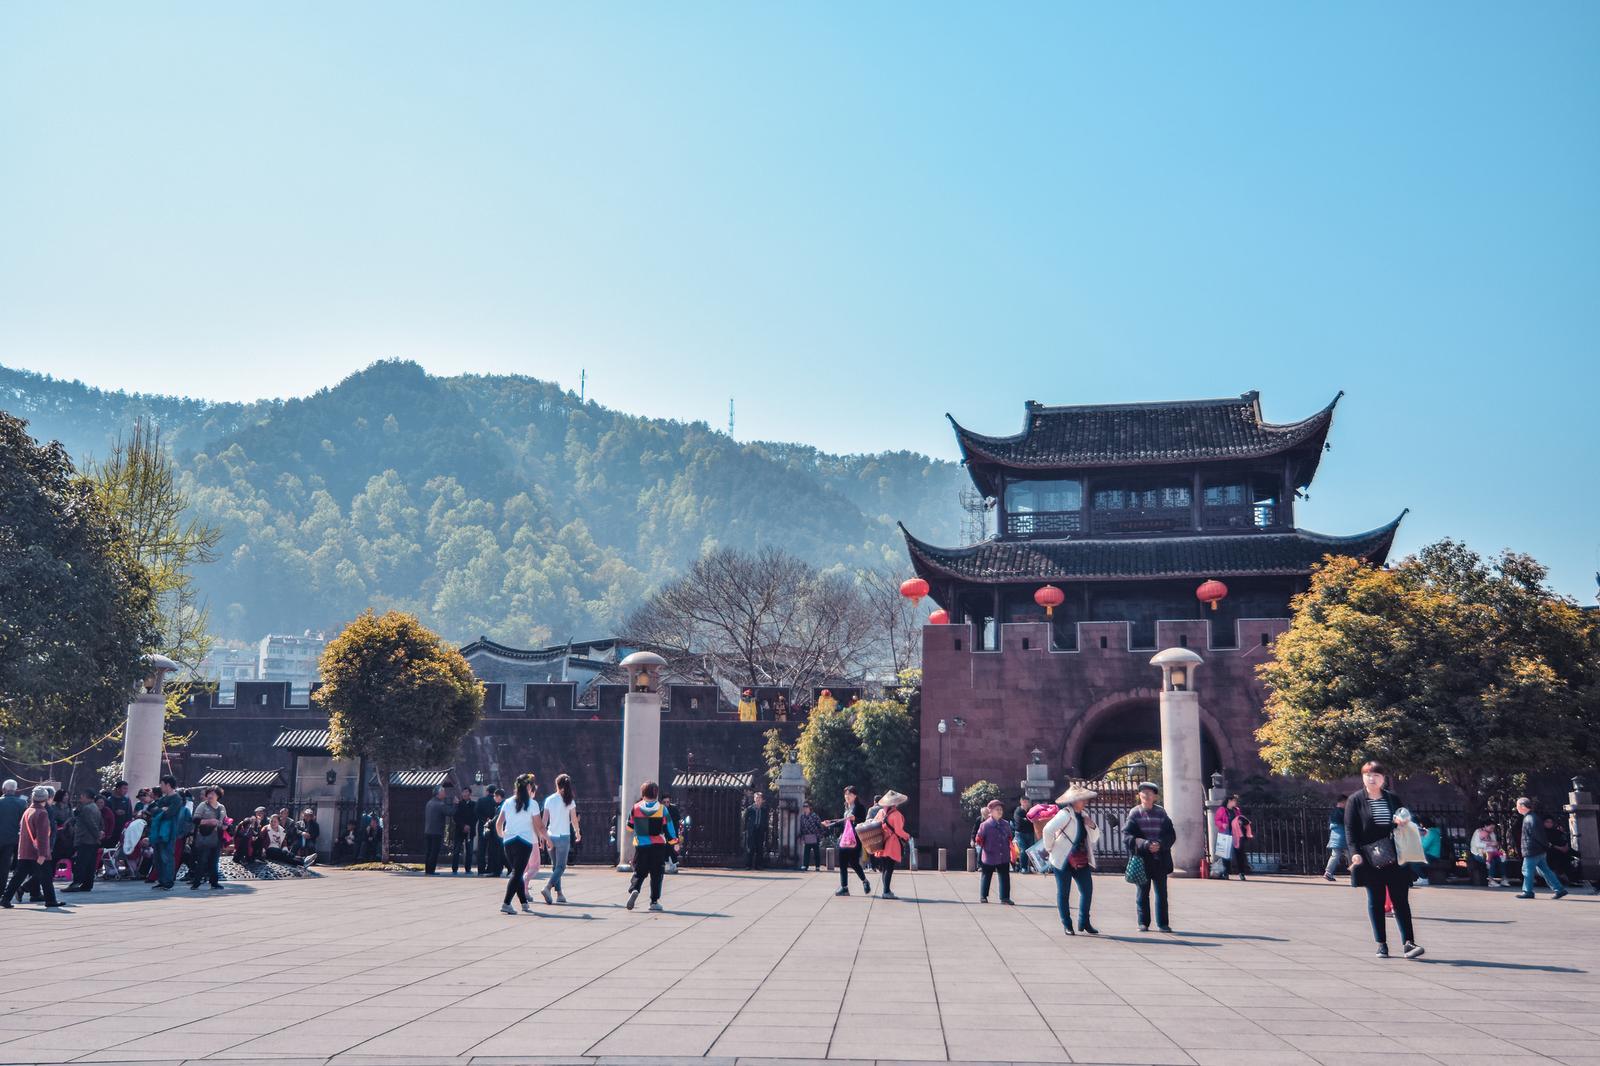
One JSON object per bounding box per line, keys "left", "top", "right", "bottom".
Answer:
{"left": 616, "top": 651, "right": 666, "bottom": 870}
{"left": 1151, "top": 648, "right": 1205, "bottom": 877}
{"left": 122, "top": 654, "right": 179, "bottom": 795}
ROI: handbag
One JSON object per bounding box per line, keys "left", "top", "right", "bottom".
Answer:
{"left": 1361, "top": 836, "right": 1398, "bottom": 869}
{"left": 1124, "top": 853, "right": 1149, "bottom": 886}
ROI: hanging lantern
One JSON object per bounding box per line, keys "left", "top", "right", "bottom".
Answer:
{"left": 899, "top": 577, "right": 930, "bottom": 607}
{"left": 928, "top": 608, "right": 950, "bottom": 625}
{"left": 1034, "top": 584, "right": 1065, "bottom": 618}
{"left": 1197, "top": 579, "right": 1229, "bottom": 612}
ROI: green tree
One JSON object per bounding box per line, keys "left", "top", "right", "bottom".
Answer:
{"left": 853, "top": 698, "right": 918, "bottom": 799}
{"left": 761, "top": 728, "right": 796, "bottom": 794}
{"left": 1257, "top": 542, "right": 1600, "bottom": 812}
{"left": 797, "top": 703, "right": 867, "bottom": 811}
{"left": 91, "top": 418, "right": 222, "bottom": 670}
{"left": 960, "top": 780, "right": 1003, "bottom": 827}
{"left": 0, "top": 412, "right": 157, "bottom": 760}
{"left": 316, "top": 610, "right": 485, "bottom": 862}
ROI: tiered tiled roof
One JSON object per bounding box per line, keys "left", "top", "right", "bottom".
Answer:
{"left": 901, "top": 514, "right": 1403, "bottom": 585}
{"left": 952, "top": 391, "right": 1340, "bottom": 496}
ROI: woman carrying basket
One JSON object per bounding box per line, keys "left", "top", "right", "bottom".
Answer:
{"left": 867, "top": 791, "right": 910, "bottom": 899}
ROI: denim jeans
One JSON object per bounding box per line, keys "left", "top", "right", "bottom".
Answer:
{"left": 1326, "top": 847, "right": 1348, "bottom": 876}
{"left": 1053, "top": 862, "right": 1093, "bottom": 928}
{"left": 548, "top": 835, "right": 571, "bottom": 892}
{"left": 154, "top": 839, "right": 176, "bottom": 887}
{"left": 1136, "top": 874, "right": 1170, "bottom": 928}
{"left": 1523, "top": 854, "right": 1564, "bottom": 894}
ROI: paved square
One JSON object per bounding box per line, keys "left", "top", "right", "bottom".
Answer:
{"left": 0, "top": 866, "right": 1594, "bottom": 1066}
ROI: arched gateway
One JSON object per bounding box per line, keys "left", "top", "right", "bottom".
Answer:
{"left": 904, "top": 392, "right": 1404, "bottom": 852}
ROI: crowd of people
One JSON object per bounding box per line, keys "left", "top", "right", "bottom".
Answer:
{"left": 0, "top": 776, "right": 324, "bottom": 910}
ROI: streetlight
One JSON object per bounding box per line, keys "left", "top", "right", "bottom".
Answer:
{"left": 1128, "top": 758, "right": 1147, "bottom": 785}
{"left": 937, "top": 720, "right": 949, "bottom": 794}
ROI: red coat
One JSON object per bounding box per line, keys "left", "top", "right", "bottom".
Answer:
{"left": 18, "top": 805, "right": 52, "bottom": 862}
{"left": 878, "top": 808, "right": 908, "bottom": 863}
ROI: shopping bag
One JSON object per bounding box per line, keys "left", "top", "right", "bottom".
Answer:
{"left": 1124, "top": 853, "right": 1148, "bottom": 886}
{"left": 839, "top": 820, "right": 857, "bottom": 848}
{"left": 1026, "top": 841, "right": 1050, "bottom": 873}
{"left": 1394, "top": 822, "right": 1425, "bottom": 865}
{"left": 1213, "top": 834, "right": 1234, "bottom": 860}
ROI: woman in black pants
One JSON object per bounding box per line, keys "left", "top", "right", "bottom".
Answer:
{"left": 1345, "top": 760, "right": 1425, "bottom": 959}
{"left": 825, "top": 785, "right": 870, "bottom": 896}
{"left": 494, "top": 773, "right": 546, "bottom": 914}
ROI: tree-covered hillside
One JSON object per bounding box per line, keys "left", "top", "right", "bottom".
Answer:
{"left": 1, "top": 361, "right": 964, "bottom": 646}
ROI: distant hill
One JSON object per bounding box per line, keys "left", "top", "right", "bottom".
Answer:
{"left": 1, "top": 361, "right": 965, "bottom": 645}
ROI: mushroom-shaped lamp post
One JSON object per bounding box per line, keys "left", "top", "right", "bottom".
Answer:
{"left": 1150, "top": 646, "right": 1206, "bottom": 877}
{"left": 616, "top": 650, "right": 667, "bottom": 870}
{"left": 123, "top": 653, "right": 180, "bottom": 797}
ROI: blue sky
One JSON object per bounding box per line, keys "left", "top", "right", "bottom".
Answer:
{"left": 1, "top": 5, "right": 1596, "bottom": 598}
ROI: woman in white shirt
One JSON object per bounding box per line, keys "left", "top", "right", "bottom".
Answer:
{"left": 495, "top": 773, "right": 548, "bottom": 914}
{"left": 1042, "top": 786, "right": 1100, "bottom": 936}
{"left": 540, "top": 773, "right": 581, "bottom": 905}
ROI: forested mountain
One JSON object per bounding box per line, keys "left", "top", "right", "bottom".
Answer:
{"left": 1, "top": 361, "right": 964, "bottom": 646}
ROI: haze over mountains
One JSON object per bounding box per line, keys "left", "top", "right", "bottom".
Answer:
{"left": 1, "top": 360, "right": 964, "bottom": 647}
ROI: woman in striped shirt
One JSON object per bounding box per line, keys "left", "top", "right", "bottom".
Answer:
{"left": 1345, "top": 760, "right": 1424, "bottom": 959}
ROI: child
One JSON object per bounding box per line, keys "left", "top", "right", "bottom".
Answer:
{"left": 974, "top": 800, "right": 1014, "bottom": 905}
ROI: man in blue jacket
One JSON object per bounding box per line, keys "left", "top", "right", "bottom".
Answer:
{"left": 146, "top": 776, "right": 187, "bottom": 890}
{"left": 0, "top": 780, "right": 27, "bottom": 892}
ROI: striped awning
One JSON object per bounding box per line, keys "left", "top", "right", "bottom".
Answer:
{"left": 197, "top": 769, "right": 286, "bottom": 788}
{"left": 670, "top": 770, "right": 755, "bottom": 790}
{"left": 271, "top": 729, "right": 331, "bottom": 751}
{"left": 389, "top": 769, "right": 452, "bottom": 789}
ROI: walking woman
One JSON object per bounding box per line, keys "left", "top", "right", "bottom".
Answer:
{"left": 540, "top": 773, "right": 580, "bottom": 904}
{"left": 1123, "top": 782, "right": 1176, "bottom": 932}
{"left": 625, "top": 780, "right": 677, "bottom": 912}
{"left": 495, "top": 773, "right": 547, "bottom": 914}
{"left": 825, "top": 785, "right": 871, "bottom": 896}
{"left": 1346, "top": 760, "right": 1425, "bottom": 958}
{"left": 1043, "top": 785, "right": 1099, "bottom": 935}
{"left": 871, "top": 791, "right": 910, "bottom": 900}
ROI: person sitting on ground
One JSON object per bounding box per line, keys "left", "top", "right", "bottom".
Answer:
{"left": 231, "top": 810, "right": 263, "bottom": 864}
{"left": 295, "top": 808, "right": 320, "bottom": 859}
{"left": 1469, "top": 817, "right": 1506, "bottom": 886}
{"left": 261, "top": 813, "right": 317, "bottom": 867}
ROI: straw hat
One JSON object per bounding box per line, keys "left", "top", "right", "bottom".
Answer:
{"left": 877, "top": 790, "right": 909, "bottom": 807}
{"left": 1057, "top": 786, "right": 1097, "bottom": 805}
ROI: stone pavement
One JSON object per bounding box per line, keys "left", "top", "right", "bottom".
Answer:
{"left": 0, "top": 865, "right": 1595, "bottom": 1066}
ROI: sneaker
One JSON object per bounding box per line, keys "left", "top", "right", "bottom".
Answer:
{"left": 1002, "top": 899, "right": 1015, "bottom": 906}
{"left": 648, "top": 902, "right": 663, "bottom": 912}
{"left": 861, "top": 879, "right": 872, "bottom": 895}
{"left": 835, "top": 887, "right": 850, "bottom": 896}
{"left": 303, "top": 855, "right": 317, "bottom": 867}
{"left": 541, "top": 885, "right": 553, "bottom": 905}
{"left": 979, "top": 897, "right": 988, "bottom": 904}
{"left": 1515, "top": 892, "right": 1535, "bottom": 899}
{"left": 1157, "top": 925, "right": 1173, "bottom": 933}
{"left": 1138, "top": 924, "right": 1150, "bottom": 932}
{"left": 0, "top": 900, "right": 12, "bottom": 909}
{"left": 1079, "top": 922, "right": 1099, "bottom": 935}
{"left": 1375, "top": 943, "right": 1389, "bottom": 958}
{"left": 882, "top": 891, "right": 897, "bottom": 899}
{"left": 521, "top": 903, "right": 535, "bottom": 913}
{"left": 556, "top": 892, "right": 568, "bottom": 904}
{"left": 626, "top": 888, "right": 640, "bottom": 911}
{"left": 1324, "top": 874, "right": 1336, "bottom": 882}
{"left": 500, "top": 903, "right": 516, "bottom": 914}
{"left": 1403, "top": 942, "right": 1425, "bottom": 959}
{"left": 1555, "top": 890, "right": 1569, "bottom": 900}
{"left": 43, "top": 902, "right": 65, "bottom": 909}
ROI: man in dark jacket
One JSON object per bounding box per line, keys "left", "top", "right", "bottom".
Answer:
{"left": 451, "top": 787, "right": 477, "bottom": 874}
{"left": 65, "top": 787, "right": 105, "bottom": 892}
{"left": 422, "top": 786, "right": 449, "bottom": 875}
{"left": 1012, "top": 799, "right": 1035, "bottom": 873}
{"left": 107, "top": 781, "right": 134, "bottom": 839}
{"left": 477, "top": 787, "right": 503, "bottom": 876}
{"left": 0, "top": 780, "right": 26, "bottom": 892}
{"left": 1516, "top": 797, "right": 1568, "bottom": 899}
{"left": 1123, "top": 782, "right": 1177, "bottom": 932}
{"left": 743, "top": 793, "right": 769, "bottom": 869}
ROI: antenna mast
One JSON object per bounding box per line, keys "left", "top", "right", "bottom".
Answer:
{"left": 579, "top": 369, "right": 586, "bottom": 404}
{"left": 959, "top": 487, "right": 990, "bottom": 544}
{"left": 728, "top": 398, "right": 735, "bottom": 438}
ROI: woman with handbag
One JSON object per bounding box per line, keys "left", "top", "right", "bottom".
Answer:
{"left": 1122, "top": 782, "right": 1175, "bottom": 932}
{"left": 1345, "top": 760, "right": 1425, "bottom": 959}
{"left": 1042, "top": 786, "right": 1099, "bottom": 935}
{"left": 824, "top": 786, "right": 871, "bottom": 896}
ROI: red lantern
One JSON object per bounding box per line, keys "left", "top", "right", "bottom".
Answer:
{"left": 899, "top": 577, "right": 929, "bottom": 607}
{"left": 1197, "top": 579, "right": 1228, "bottom": 611}
{"left": 928, "top": 608, "right": 950, "bottom": 625}
{"left": 1034, "top": 584, "right": 1065, "bottom": 618}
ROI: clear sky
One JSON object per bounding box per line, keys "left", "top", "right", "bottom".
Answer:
{"left": 2, "top": 5, "right": 1596, "bottom": 598}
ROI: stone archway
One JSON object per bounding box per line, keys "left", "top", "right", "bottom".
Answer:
{"left": 1060, "top": 690, "right": 1236, "bottom": 780}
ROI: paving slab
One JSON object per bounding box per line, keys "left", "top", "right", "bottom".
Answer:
{"left": 0, "top": 867, "right": 1591, "bottom": 1065}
